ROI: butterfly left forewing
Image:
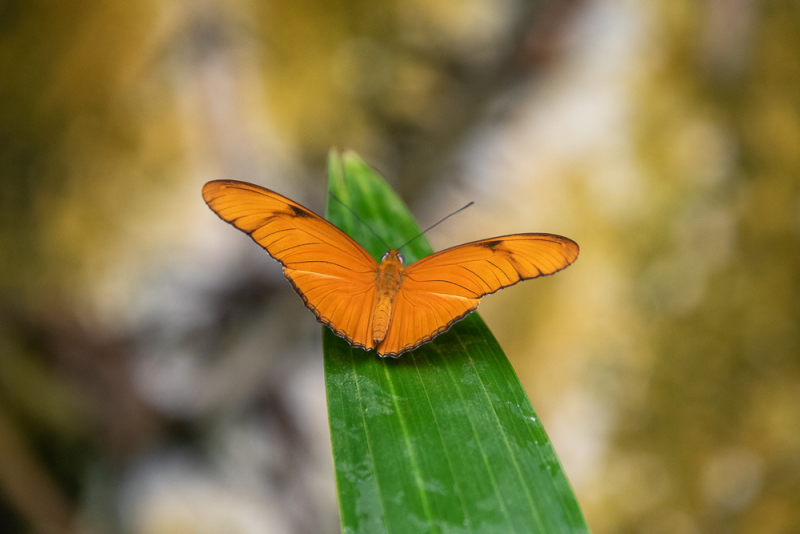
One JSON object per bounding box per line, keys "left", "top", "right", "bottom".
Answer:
{"left": 203, "top": 180, "right": 380, "bottom": 350}
{"left": 377, "top": 233, "right": 579, "bottom": 357}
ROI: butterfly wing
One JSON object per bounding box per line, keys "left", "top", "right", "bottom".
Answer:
{"left": 378, "top": 234, "right": 579, "bottom": 357}
{"left": 203, "top": 180, "right": 380, "bottom": 351}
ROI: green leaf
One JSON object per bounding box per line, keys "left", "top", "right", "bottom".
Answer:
{"left": 324, "top": 150, "right": 589, "bottom": 533}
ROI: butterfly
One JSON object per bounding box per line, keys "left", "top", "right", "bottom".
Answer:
{"left": 202, "top": 180, "right": 579, "bottom": 357}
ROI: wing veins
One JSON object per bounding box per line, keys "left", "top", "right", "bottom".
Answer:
{"left": 459, "top": 265, "right": 490, "bottom": 290}
{"left": 485, "top": 259, "right": 508, "bottom": 285}
{"left": 285, "top": 259, "right": 358, "bottom": 269}
{"left": 272, "top": 241, "right": 322, "bottom": 255}
{"left": 407, "top": 277, "right": 480, "bottom": 296}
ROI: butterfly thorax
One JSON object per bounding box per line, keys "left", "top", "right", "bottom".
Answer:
{"left": 372, "top": 249, "right": 404, "bottom": 345}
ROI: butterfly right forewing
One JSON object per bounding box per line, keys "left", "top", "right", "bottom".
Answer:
{"left": 203, "top": 180, "right": 380, "bottom": 350}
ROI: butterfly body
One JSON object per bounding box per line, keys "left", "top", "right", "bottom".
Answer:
{"left": 373, "top": 250, "right": 404, "bottom": 345}
{"left": 202, "top": 180, "right": 579, "bottom": 358}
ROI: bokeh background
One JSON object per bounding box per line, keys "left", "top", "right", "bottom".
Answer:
{"left": 1, "top": 0, "right": 799, "bottom": 532}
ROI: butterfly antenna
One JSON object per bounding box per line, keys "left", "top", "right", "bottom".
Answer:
{"left": 328, "top": 191, "right": 391, "bottom": 249}
{"left": 398, "top": 201, "right": 474, "bottom": 251}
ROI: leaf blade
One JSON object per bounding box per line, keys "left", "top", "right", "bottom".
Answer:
{"left": 324, "top": 150, "right": 589, "bottom": 533}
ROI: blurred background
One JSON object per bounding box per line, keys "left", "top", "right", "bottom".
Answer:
{"left": 1, "top": 0, "right": 799, "bottom": 532}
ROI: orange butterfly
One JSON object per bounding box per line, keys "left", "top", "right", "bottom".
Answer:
{"left": 202, "top": 180, "right": 579, "bottom": 357}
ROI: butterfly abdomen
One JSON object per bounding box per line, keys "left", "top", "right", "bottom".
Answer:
{"left": 372, "top": 250, "right": 404, "bottom": 344}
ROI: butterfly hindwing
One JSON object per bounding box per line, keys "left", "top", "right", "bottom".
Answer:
{"left": 202, "top": 180, "right": 380, "bottom": 350}
{"left": 378, "top": 234, "right": 579, "bottom": 356}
